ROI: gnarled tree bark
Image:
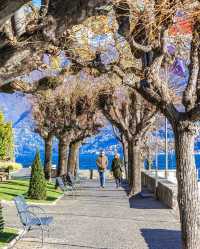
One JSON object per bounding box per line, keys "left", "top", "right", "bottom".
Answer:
{"left": 67, "top": 140, "right": 81, "bottom": 176}
{"left": 128, "top": 138, "right": 142, "bottom": 195}
{"left": 121, "top": 135, "right": 128, "bottom": 180}
{"left": 173, "top": 122, "right": 200, "bottom": 249}
{"left": 57, "top": 136, "right": 68, "bottom": 176}
{"left": 44, "top": 133, "right": 53, "bottom": 181}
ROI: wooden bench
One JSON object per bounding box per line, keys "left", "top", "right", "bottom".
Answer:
{"left": 0, "top": 168, "right": 9, "bottom": 182}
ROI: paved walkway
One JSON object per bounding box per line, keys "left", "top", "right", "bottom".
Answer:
{"left": 4, "top": 180, "right": 181, "bottom": 249}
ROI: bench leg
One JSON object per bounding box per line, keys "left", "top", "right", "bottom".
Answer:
{"left": 13, "top": 227, "right": 27, "bottom": 248}
{"left": 40, "top": 226, "right": 44, "bottom": 246}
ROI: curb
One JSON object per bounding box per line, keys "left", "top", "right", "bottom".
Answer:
{"left": 1, "top": 193, "right": 64, "bottom": 207}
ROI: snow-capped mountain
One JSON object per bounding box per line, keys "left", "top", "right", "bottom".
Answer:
{"left": 0, "top": 93, "right": 121, "bottom": 167}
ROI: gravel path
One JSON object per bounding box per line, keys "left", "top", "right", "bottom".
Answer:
{"left": 3, "top": 180, "right": 181, "bottom": 249}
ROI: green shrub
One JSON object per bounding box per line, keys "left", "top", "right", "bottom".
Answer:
{"left": 0, "top": 112, "right": 14, "bottom": 161}
{"left": 0, "top": 161, "right": 22, "bottom": 171}
{"left": 0, "top": 203, "right": 4, "bottom": 233}
{"left": 28, "top": 150, "right": 47, "bottom": 200}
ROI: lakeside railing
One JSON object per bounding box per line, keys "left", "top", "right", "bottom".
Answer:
{"left": 146, "top": 169, "right": 200, "bottom": 182}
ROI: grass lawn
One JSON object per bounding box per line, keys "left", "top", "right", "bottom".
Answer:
{"left": 0, "top": 227, "right": 18, "bottom": 248}
{"left": 0, "top": 179, "right": 63, "bottom": 203}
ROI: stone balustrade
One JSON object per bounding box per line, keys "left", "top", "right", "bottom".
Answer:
{"left": 141, "top": 171, "right": 156, "bottom": 193}
{"left": 141, "top": 171, "right": 178, "bottom": 210}
{"left": 156, "top": 180, "right": 178, "bottom": 210}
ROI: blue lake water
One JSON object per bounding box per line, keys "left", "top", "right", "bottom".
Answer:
{"left": 16, "top": 152, "right": 200, "bottom": 179}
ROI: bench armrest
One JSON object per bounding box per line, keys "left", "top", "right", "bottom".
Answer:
{"left": 27, "top": 205, "right": 48, "bottom": 218}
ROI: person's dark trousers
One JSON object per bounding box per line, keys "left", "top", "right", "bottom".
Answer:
{"left": 119, "top": 177, "right": 122, "bottom": 186}
{"left": 115, "top": 178, "right": 121, "bottom": 188}
{"left": 99, "top": 171, "right": 105, "bottom": 187}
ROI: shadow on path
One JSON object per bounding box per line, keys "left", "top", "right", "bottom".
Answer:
{"left": 141, "top": 229, "right": 181, "bottom": 249}
{"left": 128, "top": 195, "right": 166, "bottom": 209}
{"left": 117, "top": 180, "right": 167, "bottom": 210}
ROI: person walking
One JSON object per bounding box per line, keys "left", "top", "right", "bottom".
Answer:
{"left": 96, "top": 151, "right": 108, "bottom": 188}
{"left": 111, "top": 153, "right": 123, "bottom": 188}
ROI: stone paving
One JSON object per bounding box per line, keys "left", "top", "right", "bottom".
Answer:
{"left": 3, "top": 180, "right": 181, "bottom": 249}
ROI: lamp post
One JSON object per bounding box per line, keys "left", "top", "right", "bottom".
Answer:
{"left": 165, "top": 117, "right": 168, "bottom": 178}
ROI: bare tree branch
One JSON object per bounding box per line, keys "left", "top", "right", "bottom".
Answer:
{"left": 0, "top": 0, "right": 30, "bottom": 28}
{"left": 183, "top": 31, "right": 200, "bottom": 110}
{"left": 132, "top": 38, "right": 152, "bottom": 52}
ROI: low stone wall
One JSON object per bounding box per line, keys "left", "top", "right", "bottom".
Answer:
{"left": 141, "top": 172, "right": 156, "bottom": 193}
{"left": 156, "top": 180, "right": 178, "bottom": 210}
{"left": 142, "top": 171, "right": 178, "bottom": 210}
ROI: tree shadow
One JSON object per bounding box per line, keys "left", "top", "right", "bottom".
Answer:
{"left": 121, "top": 179, "right": 130, "bottom": 194}
{"left": 0, "top": 191, "right": 57, "bottom": 202}
{"left": 120, "top": 180, "right": 167, "bottom": 210}
{"left": 0, "top": 231, "right": 17, "bottom": 243}
{"left": 5, "top": 181, "right": 28, "bottom": 187}
{"left": 0, "top": 190, "right": 25, "bottom": 198}
{"left": 0, "top": 186, "right": 26, "bottom": 191}
{"left": 128, "top": 195, "right": 166, "bottom": 209}
{"left": 141, "top": 229, "right": 181, "bottom": 249}
{"left": 45, "top": 196, "right": 57, "bottom": 202}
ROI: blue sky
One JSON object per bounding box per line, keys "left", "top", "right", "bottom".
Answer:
{"left": 32, "top": 0, "right": 41, "bottom": 7}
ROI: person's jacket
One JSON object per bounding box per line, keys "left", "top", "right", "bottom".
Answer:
{"left": 96, "top": 155, "right": 108, "bottom": 172}
{"left": 111, "top": 158, "right": 123, "bottom": 179}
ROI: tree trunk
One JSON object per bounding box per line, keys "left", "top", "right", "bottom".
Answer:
{"left": 174, "top": 124, "right": 200, "bottom": 249}
{"left": 44, "top": 134, "right": 53, "bottom": 181}
{"left": 128, "top": 141, "right": 133, "bottom": 185}
{"left": 57, "top": 137, "right": 68, "bottom": 176}
{"left": 122, "top": 135, "right": 128, "bottom": 180}
{"left": 128, "top": 138, "right": 142, "bottom": 195}
{"left": 67, "top": 141, "right": 80, "bottom": 176}
{"left": 75, "top": 141, "right": 80, "bottom": 177}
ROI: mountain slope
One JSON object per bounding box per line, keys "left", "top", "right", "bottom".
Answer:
{"left": 0, "top": 93, "right": 121, "bottom": 167}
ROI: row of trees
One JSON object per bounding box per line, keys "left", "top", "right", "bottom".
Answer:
{"left": 63, "top": 3, "right": 200, "bottom": 247}
{"left": 30, "top": 76, "right": 104, "bottom": 180}
{"left": 0, "top": 1, "right": 199, "bottom": 248}
{"left": 30, "top": 73, "right": 158, "bottom": 197}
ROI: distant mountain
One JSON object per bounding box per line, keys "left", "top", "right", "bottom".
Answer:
{"left": 13, "top": 110, "right": 32, "bottom": 128}
{"left": 0, "top": 93, "right": 121, "bottom": 167}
